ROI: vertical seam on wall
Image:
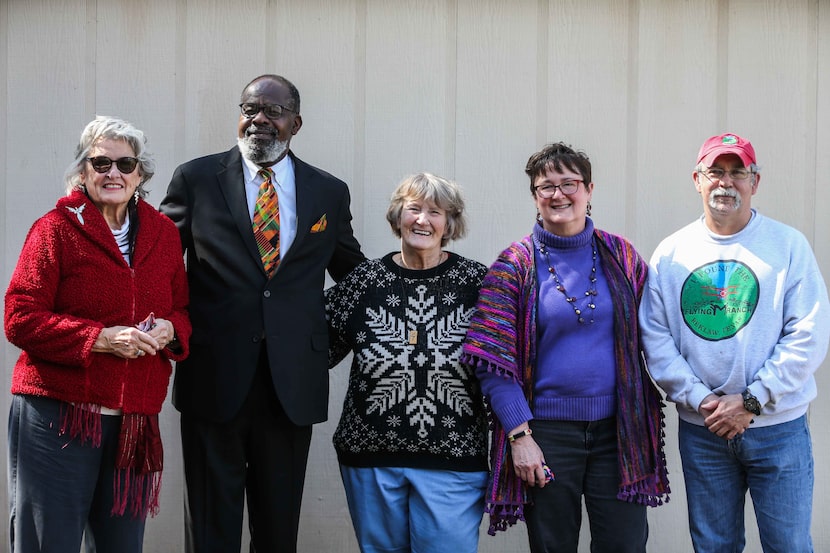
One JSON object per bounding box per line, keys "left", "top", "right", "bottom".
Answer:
{"left": 536, "top": 0, "right": 548, "bottom": 147}
{"left": 174, "top": 0, "right": 187, "bottom": 164}
{"left": 354, "top": 0, "right": 367, "bottom": 231}
{"left": 85, "top": 0, "right": 97, "bottom": 118}
{"left": 807, "top": 0, "right": 819, "bottom": 244}
{"left": 0, "top": 0, "right": 8, "bottom": 284}
{"left": 716, "top": 0, "right": 728, "bottom": 127}
{"left": 266, "top": 0, "right": 275, "bottom": 70}
{"left": 626, "top": 0, "right": 640, "bottom": 239}
{"left": 446, "top": 0, "right": 458, "bottom": 177}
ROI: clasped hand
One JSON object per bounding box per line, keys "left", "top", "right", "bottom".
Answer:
{"left": 700, "top": 393, "right": 754, "bottom": 440}
{"left": 92, "top": 317, "right": 176, "bottom": 359}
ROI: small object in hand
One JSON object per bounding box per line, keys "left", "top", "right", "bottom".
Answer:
{"left": 137, "top": 313, "right": 156, "bottom": 332}
{"left": 542, "top": 463, "right": 554, "bottom": 483}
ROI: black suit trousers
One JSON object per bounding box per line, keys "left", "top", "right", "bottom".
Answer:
{"left": 181, "top": 345, "right": 313, "bottom": 553}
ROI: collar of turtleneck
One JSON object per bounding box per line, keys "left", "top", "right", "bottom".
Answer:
{"left": 533, "top": 217, "right": 595, "bottom": 251}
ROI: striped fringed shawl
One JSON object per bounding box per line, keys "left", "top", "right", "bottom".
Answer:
{"left": 462, "top": 228, "right": 670, "bottom": 535}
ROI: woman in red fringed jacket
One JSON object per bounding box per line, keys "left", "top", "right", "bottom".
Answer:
{"left": 4, "top": 116, "right": 190, "bottom": 553}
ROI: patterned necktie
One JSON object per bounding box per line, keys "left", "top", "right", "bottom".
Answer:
{"left": 252, "top": 168, "right": 280, "bottom": 277}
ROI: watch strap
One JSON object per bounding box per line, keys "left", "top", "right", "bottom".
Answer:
{"left": 507, "top": 428, "right": 533, "bottom": 442}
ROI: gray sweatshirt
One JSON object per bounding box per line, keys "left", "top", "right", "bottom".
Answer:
{"left": 639, "top": 210, "right": 830, "bottom": 427}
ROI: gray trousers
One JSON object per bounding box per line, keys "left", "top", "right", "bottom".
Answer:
{"left": 7, "top": 394, "right": 146, "bottom": 553}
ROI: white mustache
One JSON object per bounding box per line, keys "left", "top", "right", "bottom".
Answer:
{"left": 711, "top": 188, "right": 738, "bottom": 198}
{"left": 708, "top": 187, "right": 742, "bottom": 211}
{"left": 246, "top": 124, "right": 276, "bottom": 137}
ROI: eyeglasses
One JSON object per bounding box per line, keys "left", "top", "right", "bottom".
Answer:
{"left": 699, "top": 167, "right": 753, "bottom": 182}
{"left": 534, "top": 180, "right": 583, "bottom": 198}
{"left": 86, "top": 156, "right": 139, "bottom": 174}
{"left": 239, "top": 103, "right": 295, "bottom": 120}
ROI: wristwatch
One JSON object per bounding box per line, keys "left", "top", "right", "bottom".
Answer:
{"left": 741, "top": 389, "right": 761, "bottom": 416}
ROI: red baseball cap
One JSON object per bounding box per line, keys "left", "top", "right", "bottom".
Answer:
{"left": 697, "top": 133, "right": 756, "bottom": 167}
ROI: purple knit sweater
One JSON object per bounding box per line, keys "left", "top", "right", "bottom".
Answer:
{"left": 479, "top": 220, "right": 617, "bottom": 431}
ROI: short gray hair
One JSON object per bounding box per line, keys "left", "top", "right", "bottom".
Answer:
{"left": 385, "top": 172, "right": 467, "bottom": 246}
{"left": 696, "top": 162, "right": 761, "bottom": 173}
{"left": 64, "top": 116, "right": 155, "bottom": 196}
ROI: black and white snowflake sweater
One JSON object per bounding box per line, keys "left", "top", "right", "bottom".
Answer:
{"left": 325, "top": 251, "right": 489, "bottom": 472}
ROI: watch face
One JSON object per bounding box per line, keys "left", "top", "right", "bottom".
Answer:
{"left": 743, "top": 393, "right": 761, "bottom": 415}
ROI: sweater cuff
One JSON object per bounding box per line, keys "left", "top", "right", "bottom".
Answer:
{"left": 689, "top": 384, "right": 716, "bottom": 414}
{"left": 495, "top": 397, "right": 534, "bottom": 434}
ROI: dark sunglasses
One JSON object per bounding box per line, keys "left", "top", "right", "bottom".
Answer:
{"left": 86, "top": 156, "right": 139, "bottom": 174}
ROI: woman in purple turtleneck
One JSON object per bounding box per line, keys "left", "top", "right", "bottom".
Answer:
{"left": 462, "top": 143, "right": 670, "bottom": 552}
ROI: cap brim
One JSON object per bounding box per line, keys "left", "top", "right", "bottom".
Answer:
{"left": 700, "top": 148, "right": 754, "bottom": 168}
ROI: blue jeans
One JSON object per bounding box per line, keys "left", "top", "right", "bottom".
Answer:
{"left": 340, "top": 465, "right": 487, "bottom": 553}
{"left": 524, "top": 418, "right": 648, "bottom": 553}
{"left": 678, "top": 416, "right": 814, "bottom": 553}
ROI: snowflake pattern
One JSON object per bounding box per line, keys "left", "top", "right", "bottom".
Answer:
{"left": 327, "top": 254, "right": 489, "bottom": 466}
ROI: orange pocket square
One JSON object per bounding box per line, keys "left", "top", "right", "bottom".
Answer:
{"left": 310, "top": 214, "right": 327, "bottom": 233}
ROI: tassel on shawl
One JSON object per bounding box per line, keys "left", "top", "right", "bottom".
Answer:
{"left": 59, "top": 403, "right": 163, "bottom": 519}
{"left": 113, "top": 413, "right": 163, "bottom": 518}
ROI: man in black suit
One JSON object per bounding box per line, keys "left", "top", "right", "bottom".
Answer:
{"left": 160, "top": 74, "right": 364, "bottom": 553}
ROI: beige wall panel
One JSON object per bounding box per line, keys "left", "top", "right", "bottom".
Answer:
{"left": 92, "top": 0, "right": 177, "bottom": 195}
{"left": 635, "top": 0, "right": 720, "bottom": 257}
{"left": 813, "top": 0, "right": 830, "bottom": 549}
{"left": 264, "top": 0, "right": 362, "bottom": 237}
{"left": 725, "top": 0, "right": 817, "bottom": 233}
{"left": 88, "top": 0, "right": 179, "bottom": 208}
{"left": 454, "top": 0, "right": 540, "bottom": 268}
{"left": 179, "top": 0, "right": 271, "bottom": 162}
{"left": 814, "top": 0, "right": 830, "bottom": 269}
{"left": 360, "top": 0, "right": 455, "bottom": 260}
{"left": 5, "top": 0, "right": 88, "bottom": 234}
{"left": 544, "top": 0, "right": 633, "bottom": 242}
{"left": 0, "top": 0, "right": 8, "bottom": 400}
{"left": 3, "top": 1, "right": 830, "bottom": 552}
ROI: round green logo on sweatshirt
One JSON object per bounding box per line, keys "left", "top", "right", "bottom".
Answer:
{"left": 680, "top": 260, "right": 759, "bottom": 341}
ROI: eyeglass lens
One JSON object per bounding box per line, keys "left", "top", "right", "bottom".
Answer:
{"left": 704, "top": 168, "right": 750, "bottom": 181}
{"left": 87, "top": 156, "right": 139, "bottom": 174}
{"left": 240, "top": 103, "right": 286, "bottom": 119}
{"left": 536, "top": 181, "right": 580, "bottom": 197}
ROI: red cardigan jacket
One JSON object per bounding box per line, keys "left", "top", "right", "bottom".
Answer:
{"left": 5, "top": 190, "right": 191, "bottom": 415}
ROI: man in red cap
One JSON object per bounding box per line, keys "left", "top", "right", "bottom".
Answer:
{"left": 639, "top": 133, "right": 830, "bottom": 552}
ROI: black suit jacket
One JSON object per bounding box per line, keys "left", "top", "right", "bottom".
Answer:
{"left": 160, "top": 147, "right": 364, "bottom": 425}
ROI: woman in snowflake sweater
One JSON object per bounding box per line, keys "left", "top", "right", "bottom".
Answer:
{"left": 4, "top": 116, "right": 190, "bottom": 553}
{"left": 325, "top": 173, "right": 488, "bottom": 553}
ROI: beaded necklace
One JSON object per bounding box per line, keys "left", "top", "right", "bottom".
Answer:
{"left": 534, "top": 235, "right": 598, "bottom": 324}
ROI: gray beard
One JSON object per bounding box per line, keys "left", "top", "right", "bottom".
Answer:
{"left": 237, "top": 135, "right": 288, "bottom": 165}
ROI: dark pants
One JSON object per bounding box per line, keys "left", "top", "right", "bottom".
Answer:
{"left": 7, "top": 395, "right": 146, "bottom": 553}
{"left": 181, "top": 348, "right": 313, "bottom": 553}
{"left": 524, "top": 418, "right": 648, "bottom": 553}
